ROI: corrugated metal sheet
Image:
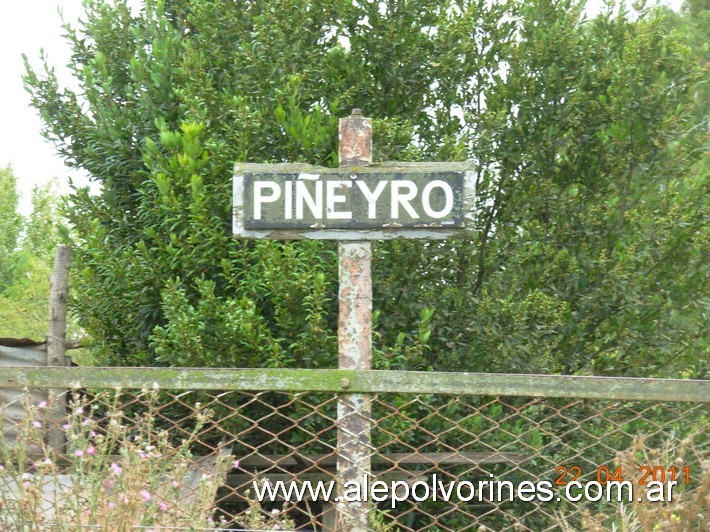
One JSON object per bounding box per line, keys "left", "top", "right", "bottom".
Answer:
{"left": 0, "top": 338, "right": 46, "bottom": 364}
{"left": 1, "top": 339, "right": 49, "bottom": 452}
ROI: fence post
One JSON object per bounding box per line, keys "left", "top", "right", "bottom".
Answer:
{"left": 335, "top": 110, "right": 373, "bottom": 531}
{"left": 47, "top": 245, "right": 72, "bottom": 455}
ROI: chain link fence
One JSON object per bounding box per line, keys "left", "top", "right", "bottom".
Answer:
{"left": 1, "top": 367, "right": 708, "bottom": 531}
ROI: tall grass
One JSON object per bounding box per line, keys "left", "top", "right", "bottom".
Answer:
{"left": 0, "top": 389, "right": 229, "bottom": 531}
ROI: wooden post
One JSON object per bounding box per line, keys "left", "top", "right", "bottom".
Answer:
{"left": 335, "top": 110, "right": 373, "bottom": 531}
{"left": 47, "top": 245, "right": 72, "bottom": 455}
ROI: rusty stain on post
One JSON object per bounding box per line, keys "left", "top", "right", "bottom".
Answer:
{"left": 336, "top": 110, "right": 373, "bottom": 532}
{"left": 339, "top": 109, "right": 372, "bottom": 167}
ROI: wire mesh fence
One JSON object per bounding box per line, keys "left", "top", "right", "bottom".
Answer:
{"left": 1, "top": 368, "right": 708, "bottom": 531}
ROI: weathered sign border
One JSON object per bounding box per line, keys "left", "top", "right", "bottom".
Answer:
{"left": 233, "top": 162, "right": 476, "bottom": 240}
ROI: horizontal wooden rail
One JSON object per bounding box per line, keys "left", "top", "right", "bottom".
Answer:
{"left": 0, "top": 367, "right": 707, "bottom": 402}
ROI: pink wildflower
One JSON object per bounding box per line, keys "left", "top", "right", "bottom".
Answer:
{"left": 106, "top": 479, "right": 115, "bottom": 488}
{"left": 140, "top": 489, "right": 151, "bottom": 501}
{"left": 74, "top": 449, "right": 84, "bottom": 457}
{"left": 87, "top": 446, "right": 96, "bottom": 456}
{"left": 62, "top": 423, "right": 71, "bottom": 430}
{"left": 172, "top": 480, "right": 179, "bottom": 488}
{"left": 32, "top": 421, "right": 42, "bottom": 428}
{"left": 111, "top": 462, "right": 123, "bottom": 475}
{"left": 159, "top": 502, "right": 167, "bottom": 511}
{"left": 233, "top": 459, "right": 240, "bottom": 470}
{"left": 107, "top": 502, "right": 116, "bottom": 509}
{"left": 37, "top": 401, "right": 47, "bottom": 409}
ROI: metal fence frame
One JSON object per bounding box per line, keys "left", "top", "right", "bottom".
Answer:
{"left": 1, "top": 367, "right": 707, "bottom": 401}
{"left": 1, "top": 367, "right": 708, "bottom": 531}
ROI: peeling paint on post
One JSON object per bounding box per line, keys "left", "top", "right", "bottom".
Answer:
{"left": 339, "top": 109, "right": 372, "bottom": 166}
{"left": 336, "top": 110, "right": 372, "bottom": 532}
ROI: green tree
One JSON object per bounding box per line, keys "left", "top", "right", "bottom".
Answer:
{"left": 0, "top": 166, "right": 23, "bottom": 291}
{"left": 24, "top": 0, "right": 708, "bottom": 377}
{"left": 24, "top": 180, "right": 62, "bottom": 260}
{"left": 373, "top": 0, "right": 708, "bottom": 378}
{"left": 0, "top": 168, "right": 61, "bottom": 339}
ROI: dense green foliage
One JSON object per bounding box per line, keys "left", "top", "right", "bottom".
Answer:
{"left": 24, "top": 0, "right": 707, "bottom": 376}
{"left": 0, "top": 166, "right": 24, "bottom": 292}
{"left": 0, "top": 166, "right": 60, "bottom": 339}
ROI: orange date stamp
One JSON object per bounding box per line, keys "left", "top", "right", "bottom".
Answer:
{"left": 554, "top": 464, "right": 691, "bottom": 486}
